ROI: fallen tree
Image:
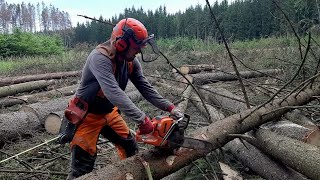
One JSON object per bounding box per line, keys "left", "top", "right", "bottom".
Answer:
{"left": 0, "top": 85, "right": 77, "bottom": 107}
{"left": 224, "top": 139, "right": 307, "bottom": 180}
{"left": 248, "top": 129, "right": 320, "bottom": 180}
{"left": 0, "top": 71, "right": 81, "bottom": 87}
{"left": 0, "top": 80, "right": 55, "bottom": 98}
{"left": 179, "top": 64, "right": 216, "bottom": 74}
{"left": 78, "top": 76, "right": 320, "bottom": 179}
{"left": 191, "top": 69, "right": 283, "bottom": 85}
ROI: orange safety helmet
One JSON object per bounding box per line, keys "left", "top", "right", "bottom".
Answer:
{"left": 112, "top": 18, "right": 149, "bottom": 52}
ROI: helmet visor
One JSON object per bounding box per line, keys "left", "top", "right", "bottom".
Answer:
{"left": 139, "top": 34, "right": 160, "bottom": 62}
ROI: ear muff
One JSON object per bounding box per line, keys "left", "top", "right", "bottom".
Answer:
{"left": 115, "top": 28, "right": 134, "bottom": 52}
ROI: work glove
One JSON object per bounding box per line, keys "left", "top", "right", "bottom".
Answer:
{"left": 138, "top": 116, "right": 154, "bottom": 134}
{"left": 170, "top": 106, "right": 184, "bottom": 119}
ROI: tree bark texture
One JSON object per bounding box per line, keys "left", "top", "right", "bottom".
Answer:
{"left": 200, "top": 86, "right": 248, "bottom": 113}
{"left": 224, "top": 139, "right": 308, "bottom": 180}
{"left": 0, "top": 111, "right": 40, "bottom": 143}
{"left": 0, "top": 80, "right": 55, "bottom": 98}
{"left": 179, "top": 64, "right": 215, "bottom": 74}
{"left": 191, "top": 69, "right": 283, "bottom": 85}
{"left": 0, "top": 85, "right": 77, "bottom": 107}
{"left": 250, "top": 129, "right": 320, "bottom": 180}
{"left": 0, "top": 71, "right": 81, "bottom": 86}
{"left": 78, "top": 75, "right": 320, "bottom": 180}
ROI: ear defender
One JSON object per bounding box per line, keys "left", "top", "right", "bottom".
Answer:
{"left": 115, "top": 28, "right": 134, "bottom": 52}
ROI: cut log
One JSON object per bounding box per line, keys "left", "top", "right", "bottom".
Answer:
{"left": 261, "top": 121, "right": 320, "bottom": 147}
{"left": 179, "top": 64, "right": 215, "bottom": 74}
{"left": 20, "top": 97, "right": 71, "bottom": 125}
{"left": 224, "top": 139, "right": 308, "bottom": 180}
{"left": 190, "top": 93, "right": 225, "bottom": 123}
{"left": 0, "top": 85, "right": 77, "bottom": 107}
{"left": 0, "top": 111, "right": 40, "bottom": 142}
{"left": 176, "top": 85, "right": 193, "bottom": 111}
{"left": 284, "top": 109, "right": 318, "bottom": 129}
{"left": 200, "top": 86, "right": 248, "bottom": 113}
{"left": 0, "top": 80, "right": 55, "bottom": 98}
{"left": 249, "top": 129, "right": 320, "bottom": 180}
{"left": 172, "top": 72, "right": 193, "bottom": 88}
{"left": 219, "top": 162, "right": 243, "bottom": 180}
{"left": 0, "top": 71, "right": 81, "bottom": 86}
{"left": 191, "top": 69, "right": 283, "bottom": 85}
{"left": 44, "top": 111, "right": 64, "bottom": 135}
{"left": 78, "top": 74, "right": 320, "bottom": 179}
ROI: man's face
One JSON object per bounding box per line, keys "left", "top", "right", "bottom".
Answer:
{"left": 123, "top": 45, "right": 141, "bottom": 62}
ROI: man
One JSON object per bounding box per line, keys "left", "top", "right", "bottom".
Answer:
{"left": 58, "top": 18, "right": 183, "bottom": 179}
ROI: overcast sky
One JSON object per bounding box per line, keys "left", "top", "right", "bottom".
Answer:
{"left": 4, "top": 0, "right": 228, "bottom": 26}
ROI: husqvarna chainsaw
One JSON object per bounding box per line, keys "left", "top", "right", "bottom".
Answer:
{"left": 136, "top": 114, "right": 213, "bottom": 151}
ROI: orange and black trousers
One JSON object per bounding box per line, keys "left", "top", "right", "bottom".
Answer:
{"left": 68, "top": 107, "right": 138, "bottom": 178}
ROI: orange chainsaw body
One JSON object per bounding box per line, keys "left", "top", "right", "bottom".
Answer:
{"left": 136, "top": 115, "right": 175, "bottom": 146}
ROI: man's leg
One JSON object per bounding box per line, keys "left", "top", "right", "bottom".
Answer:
{"left": 67, "top": 145, "right": 96, "bottom": 179}
{"left": 101, "top": 108, "right": 138, "bottom": 159}
{"left": 68, "top": 113, "right": 107, "bottom": 179}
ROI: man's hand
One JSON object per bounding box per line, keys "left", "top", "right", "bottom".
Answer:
{"left": 170, "top": 106, "right": 184, "bottom": 119}
{"left": 138, "top": 116, "right": 154, "bottom": 134}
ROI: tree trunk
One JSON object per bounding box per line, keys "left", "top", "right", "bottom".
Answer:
{"left": 189, "top": 93, "right": 225, "bottom": 123}
{"left": 261, "top": 121, "right": 320, "bottom": 147}
{"left": 200, "top": 86, "right": 248, "bottom": 113}
{"left": 249, "top": 129, "right": 320, "bottom": 180}
{"left": 0, "top": 71, "right": 81, "bottom": 86}
{"left": 0, "top": 85, "right": 77, "bottom": 107}
{"left": 77, "top": 75, "right": 320, "bottom": 180}
{"left": 179, "top": 64, "right": 215, "bottom": 74}
{"left": 191, "top": 69, "right": 283, "bottom": 85}
{"left": 224, "top": 139, "right": 308, "bottom": 180}
{"left": 0, "top": 111, "right": 40, "bottom": 142}
{"left": 19, "top": 96, "right": 71, "bottom": 125}
{"left": 0, "top": 80, "right": 55, "bottom": 98}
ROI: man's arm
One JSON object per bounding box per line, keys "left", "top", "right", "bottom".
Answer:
{"left": 88, "top": 51, "right": 145, "bottom": 123}
{"left": 130, "top": 58, "right": 174, "bottom": 112}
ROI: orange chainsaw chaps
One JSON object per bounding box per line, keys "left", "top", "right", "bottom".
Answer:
{"left": 136, "top": 116, "right": 174, "bottom": 146}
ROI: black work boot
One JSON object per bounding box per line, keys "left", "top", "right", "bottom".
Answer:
{"left": 58, "top": 116, "right": 77, "bottom": 144}
{"left": 67, "top": 145, "right": 96, "bottom": 179}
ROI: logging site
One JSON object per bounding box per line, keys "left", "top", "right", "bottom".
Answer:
{"left": 1, "top": 0, "right": 320, "bottom": 180}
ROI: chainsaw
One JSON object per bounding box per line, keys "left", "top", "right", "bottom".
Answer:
{"left": 136, "top": 114, "right": 213, "bottom": 151}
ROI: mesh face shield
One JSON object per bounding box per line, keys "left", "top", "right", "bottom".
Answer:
{"left": 137, "top": 34, "right": 160, "bottom": 62}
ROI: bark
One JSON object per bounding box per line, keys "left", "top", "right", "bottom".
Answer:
{"left": 261, "top": 120, "right": 320, "bottom": 147}
{"left": 224, "top": 139, "right": 308, "bottom": 180}
{"left": 219, "top": 162, "right": 243, "bottom": 180}
{"left": 172, "top": 73, "right": 193, "bottom": 88}
{"left": 0, "top": 71, "right": 81, "bottom": 86}
{"left": 179, "top": 64, "right": 215, "bottom": 74}
{"left": 200, "top": 86, "right": 248, "bottom": 113}
{"left": 0, "top": 111, "right": 40, "bottom": 142}
{"left": 0, "top": 85, "right": 77, "bottom": 107}
{"left": 176, "top": 85, "right": 193, "bottom": 111}
{"left": 20, "top": 97, "right": 70, "bottom": 125}
{"left": 284, "top": 109, "right": 318, "bottom": 129}
{"left": 191, "top": 69, "right": 283, "bottom": 85}
{"left": 249, "top": 129, "right": 320, "bottom": 180}
{"left": 189, "top": 93, "right": 225, "bottom": 122}
{"left": 77, "top": 74, "right": 320, "bottom": 180}
{"left": 0, "top": 80, "right": 55, "bottom": 98}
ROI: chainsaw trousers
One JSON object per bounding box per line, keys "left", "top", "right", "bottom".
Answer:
{"left": 68, "top": 107, "right": 138, "bottom": 178}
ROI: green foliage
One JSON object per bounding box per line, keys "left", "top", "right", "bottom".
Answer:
{"left": 0, "top": 29, "right": 64, "bottom": 58}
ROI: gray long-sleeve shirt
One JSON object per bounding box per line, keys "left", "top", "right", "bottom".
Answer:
{"left": 75, "top": 49, "right": 172, "bottom": 124}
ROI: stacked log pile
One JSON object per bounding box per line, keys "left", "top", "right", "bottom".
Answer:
{"left": 1, "top": 65, "right": 320, "bottom": 180}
